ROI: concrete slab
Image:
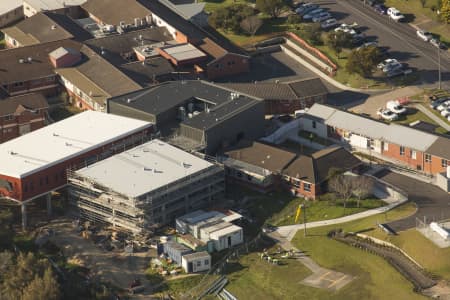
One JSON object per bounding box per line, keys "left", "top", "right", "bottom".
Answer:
{"left": 301, "top": 268, "right": 353, "bottom": 291}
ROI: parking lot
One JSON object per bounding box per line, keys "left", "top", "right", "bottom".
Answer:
{"left": 306, "top": 0, "right": 450, "bottom": 89}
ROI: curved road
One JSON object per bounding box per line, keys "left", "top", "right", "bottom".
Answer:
{"left": 373, "top": 169, "right": 450, "bottom": 231}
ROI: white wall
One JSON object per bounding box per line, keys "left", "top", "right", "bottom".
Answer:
{"left": 182, "top": 253, "right": 211, "bottom": 273}
{"left": 23, "top": 1, "right": 37, "bottom": 17}
{"left": 152, "top": 14, "right": 177, "bottom": 39}
{"left": 299, "top": 118, "right": 327, "bottom": 138}
{"left": 211, "top": 228, "right": 243, "bottom": 251}
{"left": 349, "top": 134, "right": 369, "bottom": 149}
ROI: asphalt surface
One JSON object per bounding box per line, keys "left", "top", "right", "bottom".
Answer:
{"left": 374, "top": 169, "right": 450, "bottom": 231}
{"left": 313, "top": 0, "right": 450, "bottom": 89}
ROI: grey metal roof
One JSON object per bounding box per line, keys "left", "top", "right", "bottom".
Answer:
{"left": 108, "top": 80, "right": 261, "bottom": 129}
{"left": 306, "top": 104, "right": 336, "bottom": 121}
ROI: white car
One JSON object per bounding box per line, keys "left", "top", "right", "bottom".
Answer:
{"left": 312, "top": 12, "right": 332, "bottom": 23}
{"left": 377, "top": 108, "right": 398, "bottom": 121}
{"left": 386, "top": 100, "right": 407, "bottom": 114}
{"left": 387, "top": 7, "right": 405, "bottom": 22}
{"left": 416, "top": 30, "right": 433, "bottom": 42}
{"left": 437, "top": 101, "right": 450, "bottom": 111}
{"left": 382, "top": 62, "right": 402, "bottom": 73}
{"left": 321, "top": 18, "right": 338, "bottom": 29}
{"left": 377, "top": 58, "right": 399, "bottom": 69}
{"left": 441, "top": 108, "right": 450, "bottom": 117}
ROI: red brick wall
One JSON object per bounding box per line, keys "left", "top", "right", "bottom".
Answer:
{"left": 0, "top": 109, "right": 47, "bottom": 143}
{"left": 423, "top": 154, "right": 448, "bottom": 174}
{"left": 381, "top": 143, "right": 424, "bottom": 171}
{"left": 4, "top": 77, "right": 59, "bottom": 97}
{"left": 175, "top": 31, "right": 189, "bottom": 44}
{"left": 285, "top": 178, "right": 318, "bottom": 199}
{"left": 207, "top": 54, "right": 249, "bottom": 80}
{"left": 0, "top": 127, "right": 151, "bottom": 202}
{"left": 66, "top": 90, "right": 94, "bottom": 111}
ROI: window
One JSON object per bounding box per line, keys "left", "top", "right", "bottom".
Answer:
{"left": 383, "top": 142, "right": 389, "bottom": 151}
{"left": 204, "top": 259, "right": 209, "bottom": 265}
{"left": 13, "top": 82, "right": 24, "bottom": 87}
{"left": 425, "top": 154, "right": 432, "bottom": 163}
{"left": 400, "top": 146, "right": 405, "bottom": 156}
{"left": 410, "top": 150, "right": 416, "bottom": 159}
{"left": 442, "top": 159, "right": 448, "bottom": 168}
{"left": 4, "top": 115, "right": 13, "bottom": 121}
{"left": 292, "top": 178, "right": 301, "bottom": 188}
{"left": 24, "top": 184, "right": 28, "bottom": 192}
{"left": 312, "top": 121, "right": 316, "bottom": 129}
{"left": 303, "top": 183, "right": 311, "bottom": 192}
{"left": 39, "top": 177, "right": 43, "bottom": 186}
{"left": 30, "top": 182, "right": 34, "bottom": 191}
{"left": 196, "top": 261, "right": 201, "bottom": 267}
{"left": 330, "top": 127, "right": 335, "bottom": 133}
{"left": 45, "top": 176, "right": 49, "bottom": 185}
{"left": 54, "top": 173, "right": 58, "bottom": 182}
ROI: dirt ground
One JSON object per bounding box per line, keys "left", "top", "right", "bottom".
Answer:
{"left": 46, "top": 218, "right": 156, "bottom": 298}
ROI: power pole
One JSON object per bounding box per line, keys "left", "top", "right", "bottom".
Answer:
{"left": 302, "top": 204, "right": 307, "bottom": 237}
{"left": 438, "top": 47, "right": 442, "bottom": 90}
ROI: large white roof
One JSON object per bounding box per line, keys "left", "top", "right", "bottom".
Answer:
{"left": 0, "top": 0, "right": 22, "bottom": 15}
{"left": 0, "top": 111, "right": 151, "bottom": 178}
{"left": 24, "top": 0, "right": 86, "bottom": 11}
{"left": 306, "top": 104, "right": 439, "bottom": 152}
{"left": 76, "top": 139, "right": 214, "bottom": 198}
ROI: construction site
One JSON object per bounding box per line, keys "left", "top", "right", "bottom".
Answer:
{"left": 67, "top": 139, "right": 225, "bottom": 234}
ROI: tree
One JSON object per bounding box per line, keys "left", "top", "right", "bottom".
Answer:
{"left": 287, "top": 14, "right": 302, "bottom": 26}
{"left": 22, "top": 268, "right": 61, "bottom": 300}
{"left": 346, "top": 46, "right": 382, "bottom": 77}
{"left": 326, "top": 31, "right": 353, "bottom": 58}
{"left": 441, "top": 0, "right": 450, "bottom": 23}
{"left": 352, "top": 176, "right": 374, "bottom": 208}
{"left": 240, "top": 16, "right": 263, "bottom": 36}
{"left": 328, "top": 174, "right": 354, "bottom": 215}
{"left": 300, "top": 23, "right": 323, "bottom": 45}
{"left": 256, "top": 0, "right": 285, "bottom": 18}
{"left": 209, "top": 5, "right": 255, "bottom": 33}
{"left": 0, "top": 209, "right": 13, "bottom": 250}
{"left": 420, "top": 0, "right": 426, "bottom": 8}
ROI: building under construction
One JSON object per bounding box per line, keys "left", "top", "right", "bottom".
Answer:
{"left": 68, "top": 139, "right": 225, "bottom": 233}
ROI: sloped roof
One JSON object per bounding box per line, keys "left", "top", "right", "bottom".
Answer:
{"left": 225, "top": 140, "right": 297, "bottom": 173}
{"left": 426, "top": 137, "right": 450, "bottom": 161}
{"left": 287, "top": 78, "right": 328, "bottom": 98}
{"left": 81, "top": 0, "right": 151, "bottom": 25}
{"left": 0, "top": 93, "right": 48, "bottom": 117}
{"left": 283, "top": 146, "right": 361, "bottom": 184}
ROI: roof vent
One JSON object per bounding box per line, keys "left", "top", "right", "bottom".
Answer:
{"left": 8, "top": 151, "right": 17, "bottom": 155}
{"left": 127, "top": 98, "right": 132, "bottom": 103}
{"left": 65, "top": 142, "right": 72, "bottom": 146}
{"left": 51, "top": 25, "right": 57, "bottom": 30}
{"left": 19, "top": 59, "right": 25, "bottom": 64}
{"left": 27, "top": 57, "right": 32, "bottom": 63}
{"left": 53, "top": 133, "right": 59, "bottom": 136}
{"left": 144, "top": 167, "right": 152, "bottom": 171}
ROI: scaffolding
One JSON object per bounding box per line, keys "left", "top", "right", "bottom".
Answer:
{"left": 67, "top": 164, "right": 225, "bottom": 234}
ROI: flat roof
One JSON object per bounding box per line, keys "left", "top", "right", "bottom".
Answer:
{"left": 76, "top": 139, "right": 214, "bottom": 198}
{"left": 182, "top": 251, "right": 210, "bottom": 261}
{"left": 0, "top": 111, "right": 151, "bottom": 179}
{"left": 159, "top": 43, "right": 206, "bottom": 62}
{"left": 179, "top": 210, "right": 225, "bottom": 225}
{"left": 209, "top": 224, "right": 242, "bottom": 237}
{"left": 201, "top": 222, "right": 232, "bottom": 235}
{"left": 25, "top": 0, "right": 86, "bottom": 11}
{"left": 0, "top": 0, "right": 22, "bottom": 15}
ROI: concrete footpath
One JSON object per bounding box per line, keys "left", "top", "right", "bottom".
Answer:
{"left": 275, "top": 186, "right": 408, "bottom": 241}
{"left": 414, "top": 104, "right": 450, "bottom": 132}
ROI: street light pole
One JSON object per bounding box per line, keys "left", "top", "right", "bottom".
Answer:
{"left": 438, "top": 47, "right": 442, "bottom": 90}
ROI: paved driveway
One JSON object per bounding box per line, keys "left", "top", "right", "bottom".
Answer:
{"left": 374, "top": 169, "right": 450, "bottom": 231}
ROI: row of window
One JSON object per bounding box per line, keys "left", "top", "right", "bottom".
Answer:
{"left": 2, "top": 128, "right": 13, "bottom": 134}
{"left": 398, "top": 146, "right": 447, "bottom": 166}
{"left": 23, "top": 171, "right": 65, "bottom": 193}
{"left": 291, "top": 178, "right": 311, "bottom": 192}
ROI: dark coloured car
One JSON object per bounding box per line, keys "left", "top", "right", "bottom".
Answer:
{"left": 374, "top": 4, "right": 387, "bottom": 14}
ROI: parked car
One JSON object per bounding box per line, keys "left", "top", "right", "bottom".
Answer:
{"left": 430, "top": 38, "right": 447, "bottom": 49}
{"left": 387, "top": 7, "right": 405, "bottom": 22}
{"left": 312, "top": 12, "right": 332, "bottom": 23}
{"left": 430, "top": 98, "right": 448, "bottom": 109}
{"left": 334, "top": 22, "right": 358, "bottom": 34}
{"left": 357, "top": 41, "right": 378, "bottom": 51}
{"left": 437, "top": 101, "right": 450, "bottom": 111}
{"left": 386, "top": 68, "right": 412, "bottom": 78}
{"left": 321, "top": 18, "right": 338, "bottom": 29}
{"left": 441, "top": 108, "right": 450, "bottom": 117}
{"left": 416, "top": 30, "right": 433, "bottom": 42}
{"left": 303, "top": 8, "right": 324, "bottom": 20}
{"left": 377, "top": 58, "right": 398, "bottom": 69}
{"left": 382, "top": 61, "right": 402, "bottom": 73}
{"left": 374, "top": 4, "right": 387, "bottom": 14}
{"left": 386, "top": 100, "right": 407, "bottom": 114}
{"left": 296, "top": 4, "right": 319, "bottom": 15}
{"left": 377, "top": 108, "right": 398, "bottom": 121}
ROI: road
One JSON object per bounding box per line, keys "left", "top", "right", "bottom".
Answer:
{"left": 314, "top": 0, "right": 450, "bottom": 89}
{"left": 373, "top": 169, "right": 450, "bottom": 231}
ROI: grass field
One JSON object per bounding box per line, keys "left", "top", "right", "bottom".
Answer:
{"left": 393, "top": 108, "right": 448, "bottom": 134}
{"left": 268, "top": 194, "right": 385, "bottom": 226}
{"left": 227, "top": 203, "right": 425, "bottom": 299}
{"left": 369, "top": 228, "right": 450, "bottom": 280}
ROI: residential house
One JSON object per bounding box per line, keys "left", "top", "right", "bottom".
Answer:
{"left": 0, "top": 93, "right": 48, "bottom": 143}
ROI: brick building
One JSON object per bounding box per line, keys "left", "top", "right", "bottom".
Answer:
{"left": 301, "top": 104, "right": 450, "bottom": 175}
{"left": 0, "top": 111, "right": 152, "bottom": 228}
{"left": 0, "top": 93, "right": 49, "bottom": 143}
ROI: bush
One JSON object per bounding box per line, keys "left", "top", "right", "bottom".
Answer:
{"left": 209, "top": 4, "right": 256, "bottom": 33}
{"left": 287, "top": 14, "right": 302, "bottom": 25}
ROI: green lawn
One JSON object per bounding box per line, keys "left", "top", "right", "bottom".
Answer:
{"left": 268, "top": 195, "right": 385, "bottom": 226}
{"left": 392, "top": 107, "right": 448, "bottom": 134}
{"left": 369, "top": 228, "right": 450, "bottom": 280}
{"left": 227, "top": 203, "right": 425, "bottom": 299}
